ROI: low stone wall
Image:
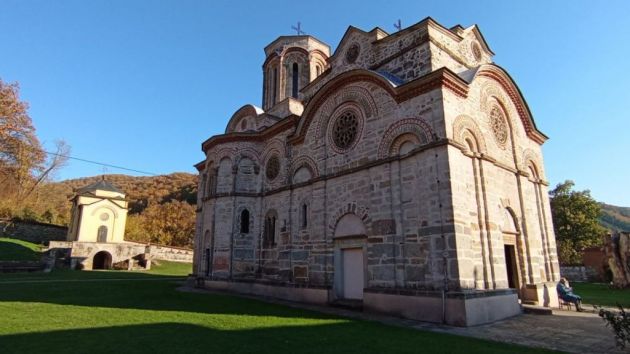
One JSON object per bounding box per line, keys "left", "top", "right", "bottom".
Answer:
{"left": 0, "top": 219, "right": 67, "bottom": 244}
{"left": 560, "top": 266, "right": 599, "bottom": 282}
{"left": 147, "top": 244, "right": 194, "bottom": 263}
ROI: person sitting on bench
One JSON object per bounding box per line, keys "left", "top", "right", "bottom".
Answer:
{"left": 557, "top": 277, "right": 584, "bottom": 312}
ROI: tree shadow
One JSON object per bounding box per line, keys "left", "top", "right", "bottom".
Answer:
{"left": 0, "top": 321, "right": 544, "bottom": 354}
{"left": 0, "top": 238, "right": 40, "bottom": 262}
{"left": 0, "top": 272, "right": 335, "bottom": 320}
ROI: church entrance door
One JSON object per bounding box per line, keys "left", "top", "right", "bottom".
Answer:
{"left": 504, "top": 245, "right": 519, "bottom": 290}
{"left": 342, "top": 248, "right": 364, "bottom": 300}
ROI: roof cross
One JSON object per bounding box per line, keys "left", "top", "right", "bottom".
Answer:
{"left": 292, "top": 22, "right": 305, "bottom": 35}
{"left": 394, "top": 19, "right": 402, "bottom": 32}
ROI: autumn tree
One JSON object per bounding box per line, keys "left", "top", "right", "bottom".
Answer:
{"left": 549, "top": 180, "right": 606, "bottom": 265}
{"left": 0, "top": 79, "right": 70, "bottom": 217}
{"left": 133, "top": 200, "right": 195, "bottom": 247}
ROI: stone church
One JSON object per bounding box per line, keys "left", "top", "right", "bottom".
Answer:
{"left": 193, "top": 17, "right": 560, "bottom": 326}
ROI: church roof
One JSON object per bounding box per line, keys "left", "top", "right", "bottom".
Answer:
{"left": 76, "top": 179, "right": 125, "bottom": 195}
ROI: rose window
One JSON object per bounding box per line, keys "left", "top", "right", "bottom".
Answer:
{"left": 266, "top": 155, "right": 280, "bottom": 181}
{"left": 332, "top": 110, "right": 359, "bottom": 150}
{"left": 490, "top": 106, "right": 508, "bottom": 146}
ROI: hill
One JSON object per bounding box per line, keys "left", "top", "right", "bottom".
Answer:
{"left": 599, "top": 203, "right": 630, "bottom": 232}
{"left": 55, "top": 173, "right": 198, "bottom": 214}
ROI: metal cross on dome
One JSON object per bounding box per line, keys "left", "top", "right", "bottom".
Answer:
{"left": 292, "top": 22, "right": 305, "bottom": 35}
{"left": 394, "top": 19, "right": 402, "bottom": 32}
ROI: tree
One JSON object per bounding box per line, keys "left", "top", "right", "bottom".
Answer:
{"left": 136, "top": 200, "right": 195, "bottom": 247}
{"left": 549, "top": 180, "right": 606, "bottom": 265}
{"left": 0, "top": 79, "right": 70, "bottom": 217}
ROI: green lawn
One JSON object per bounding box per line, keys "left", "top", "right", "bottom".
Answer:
{"left": 0, "top": 265, "right": 554, "bottom": 354}
{"left": 572, "top": 282, "right": 630, "bottom": 308}
{"left": 0, "top": 237, "right": 42, "bottom": 261}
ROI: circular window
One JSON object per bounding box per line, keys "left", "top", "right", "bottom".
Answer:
{"left": 471, "top": 42, "right": 482, "bottom": 61}
{"left": 266, "top": 155, "right": 280, "bottom": 181}
{"left": 332, "top": 110, "right": 359, "bottom": 150}
{"left": 99, "top": 213, "right": 109, "bottom": 221}
{"left": 490, "top": 106, "right": 508, "bottom": 147}
{"left": 346, "top": 44, "right": 360, "bottom": 64}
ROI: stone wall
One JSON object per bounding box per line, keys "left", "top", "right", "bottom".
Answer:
{"left": 146, "top": 244, "right": 194, "bottom": 263}
{"left": 560, "top": 266, "right": 599, "bottom": 282}
{"left": 0, "top": 219, "right": 67, "bottom": 244}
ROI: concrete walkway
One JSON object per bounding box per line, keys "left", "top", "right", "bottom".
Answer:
{"left": 181, "top": 286, "right": 625, "bottom": 354}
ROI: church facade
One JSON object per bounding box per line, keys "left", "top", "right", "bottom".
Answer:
{"left": 193, "top": 17, "right": 560, "bottom": 326}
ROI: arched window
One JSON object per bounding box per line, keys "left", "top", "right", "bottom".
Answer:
{"left": 264, "top": 211, "right": 277, "bottom": 247}
{"left": 272, "top": 67, "right": 278, "bottom": 104}
{"left": 292, "top": 63, "right": 299, "bottom": 98}
{"left": 301, "top": 203, "right": 308, "bottom": 229}
{"left": 97, "top": 225, "right": 108, "bottom": 243}
{"left": 316, "top": 65, "right": 321, "bottom": 76}
{"left": 240, "top": 209, "right": 250, "bottom": 234}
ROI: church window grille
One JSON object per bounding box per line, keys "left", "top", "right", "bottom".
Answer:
{"left": 471, "top": 42, "right": 482, "bottom": 61}
{"left": 332, "top": 110, "right": 359, "bottom": 150}
{"left": 241, "top": 209, "right": 250, "bottom": 234}
{"left": 292, "top": 63, "right": 299, "bottom": 98}
{"left": 346, "top": 44, "right": 360, "bottom": 64}
{"left": 266, "top": 155, "right": 280, "bottom": 181}
{"left": 489, "top": 105, "right": 508, "bottom": 147}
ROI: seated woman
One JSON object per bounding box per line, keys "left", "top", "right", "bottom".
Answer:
{"left": 557, "top": 277, "right": 584, "bottom": 311}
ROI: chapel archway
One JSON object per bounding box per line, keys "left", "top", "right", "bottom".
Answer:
{"left": 92, "top": 251, "right": 112, "bottom": 270}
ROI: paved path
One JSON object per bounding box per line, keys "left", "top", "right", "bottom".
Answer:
{"left": 181, "top": 286, "right": 626, "bottom": 354}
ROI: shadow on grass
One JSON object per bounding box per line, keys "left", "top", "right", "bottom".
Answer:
{"left": 0, "top": 321, "right": 551, "bottom": 354}
{"left": 0, "top": 238, "right": 40, "bottom": 261}
{"left": 0, "top": 271, "right": 335, "bottom": 320}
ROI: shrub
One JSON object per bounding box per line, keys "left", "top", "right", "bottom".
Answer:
{"left": 598, "top": 305, "right": 630, "bottom": 348}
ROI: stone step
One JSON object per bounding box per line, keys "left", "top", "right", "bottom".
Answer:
{"left": 522, "top": 305, "right": 553, "bottom": 315}
{"left": 330, "top": 299, "right": 363, "bottom": 311}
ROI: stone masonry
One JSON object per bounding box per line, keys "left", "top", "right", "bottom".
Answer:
{"left": 193, "top": 17, "right": 560, "bottom": 326}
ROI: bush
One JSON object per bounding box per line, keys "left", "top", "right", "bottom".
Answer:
{"left": 598, "top": 305, "right": 630, "bottom": 348}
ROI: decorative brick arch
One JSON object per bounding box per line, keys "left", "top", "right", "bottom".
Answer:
{"left": 521, "top": 149, "right": 544, "bottom": 180}
{"left": 90, "top": 204, "right": 119, "bottom": 219}
{"left": 210, "top": 147, "right": 236, "bottom": 167}
{"left": 452, "top": 115, "right": 488, "bottom": 153}
{"left": 290, "top": 155, "right": 319, "bottom": 179}
{"left": 315, "top": 85, "right": 378, "bottom": 139}
{"left": 328, "top": 202, "right": 372, "bottom": 236}
{"left": 377, "top": 118, "right": 435, "bottom": 158}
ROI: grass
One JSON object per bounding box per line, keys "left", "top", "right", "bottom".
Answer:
{"left": 0, "top": 237, "right": 42, "bottom": 261}
{"left": 0, "top": 265, "right": 554, "bottom": 354}
{"left": 573, "top": 282, "right": 630, "bottom": 308}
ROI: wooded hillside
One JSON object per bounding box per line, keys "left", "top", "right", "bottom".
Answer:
{"left": 600, "top": 203, "right": 630, "bottom": 232}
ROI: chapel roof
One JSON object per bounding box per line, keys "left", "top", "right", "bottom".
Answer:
{"left": 76, "top": 179, "right": 125, "bottom": 196}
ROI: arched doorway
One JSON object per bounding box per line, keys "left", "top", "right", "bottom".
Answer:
{"left": 502, "top": 208, "right": 521, "bottom": 292}
{"left": 93, "top": 251, "right": 112, "bottom": 270}
{"left": 333, "top": 213, "right": 367, "bottom": 301}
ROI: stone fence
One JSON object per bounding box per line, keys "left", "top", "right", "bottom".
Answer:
{"left": 132, "top": 242, "right": 194, "bottom": 263}
{"left": 560, "top": 266, "right": 599, "bottom": 282}
{"left": 0, "top": 219, "right": 67, "bottom": 244}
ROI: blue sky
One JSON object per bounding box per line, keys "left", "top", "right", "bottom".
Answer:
{"left": 2, "top": 1, "right": 629, "bottom": 205}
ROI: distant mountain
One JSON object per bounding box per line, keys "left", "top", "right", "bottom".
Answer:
{"left": 600, "top": 203, "right": 630, "bottom": 232}
{"left": 53, "top": 173, "right": 198, "bottom": 214}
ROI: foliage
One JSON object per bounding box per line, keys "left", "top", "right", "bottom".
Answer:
{"left": 0, "top": 78, "right": 70, "bottom": 220}
{"left": 124, "top": 200, "right": 196, "bottom": 248}
{"left": 598, "top": 305, "right": 630, "bottom": 349}
{"left": 600, "top": 203, "right": 630, "bottom": 232}
{"left": 549, "top": 180, "right": 606, "bottom": 265}
{"left": 0, "top": 273, "right": 550, "bottom": 354}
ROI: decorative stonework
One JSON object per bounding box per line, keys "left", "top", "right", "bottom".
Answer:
{"left": 315, "top": 85, "right": 377, "bottom": 139}
{"left": 328, "top": 202, "right": 371, "bottom": 235}
{"left": 489, "top": 106, "right": 509, "bottom": 148}
{"left": 377, "top": 118, "right": 434, "bottom": 158}
{"left": 290, "top": 155, "right": 319, "bottom": 178}
{"left": 452, "top": 115, "right": 487, "bottom": 153}
{"left": 345, "top": 43, "right": 360, "bottom": 64}
{"left": 332, "top": 110, "right": 359, "bottom": 150}
{"left": 265, "top": 155, "right": 280, "bottom": 181}
{"left": 327, "top": 105, "right": 364, "bottom": 153}
{"left": 471, "top": 42, "right": 482, "bottom": 62}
